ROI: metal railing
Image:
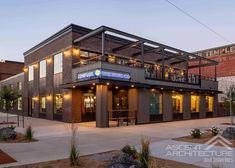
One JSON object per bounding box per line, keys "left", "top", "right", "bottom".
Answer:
{"left": 73, "top": 54, "right": 216, "bottom": 84}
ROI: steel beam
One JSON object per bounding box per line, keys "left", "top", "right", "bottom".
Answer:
{"left": 188, "top": 62, "right": 216, "bottom": 69}
{"left": 112, "top": 41, "right": 142, "bottom": 52}
{"left": 132, "top": 47, "right": 162, "bottom": 57}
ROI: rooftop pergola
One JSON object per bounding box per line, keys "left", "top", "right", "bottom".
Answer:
{"left": 73, "top": 26, "right": 218, "bottom": 79}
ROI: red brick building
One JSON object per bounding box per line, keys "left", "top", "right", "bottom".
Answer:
{"left": 0, "top": 60, "right": 24, "bottom": 81}
{"left": 194, "top": 44, "right": 235, "bottom": 78}
{"left": 194, "top": 44, "right": 235, "bottom": 107}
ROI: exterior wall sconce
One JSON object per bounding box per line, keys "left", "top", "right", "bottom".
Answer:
{"left": 63, "top": 93, "right": 70, "bottom": 100}
{"left": 46, "top": 95, "right": 52, "bottom": 101}
{"left": 32, "top": 96, "right": 39, "bottom": 101}
{"left": 64, "top": 49, "right": 71, "bottom": 57}
{"left": 72, "top": 48, "right": 80, "bottom": 56}
{"left": 46, "top": 57, "right": 52, "bottom": 64}
{"left": 33, "top": 63, "right": 38, "bottom": 69}
{"left": 23, "top": 67, "right": 28, "bottom": 72}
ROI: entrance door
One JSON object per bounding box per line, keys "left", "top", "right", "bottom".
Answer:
{"left": 113, "top": 89, "right": 128, "bottom": 110}
{"left": 81, "top": 92, "right": 96, "bottom": 122}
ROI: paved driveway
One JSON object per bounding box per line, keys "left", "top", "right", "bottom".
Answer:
{"left": 0, "top": 113, "right": 234, "bottom": 167}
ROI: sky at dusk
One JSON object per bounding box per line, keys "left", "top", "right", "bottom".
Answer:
{"left": 0, "top": 0, "right": 235, "bottom": 61}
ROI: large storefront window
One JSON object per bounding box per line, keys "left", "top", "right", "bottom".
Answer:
{"left": 55, "top": 94, "right": 62, "bottom": 114}
{"left": 172, "top": 94, "right": 183, "bottom": 113}
{"left": 206, "top": 96, "right": 213, "bottom": 112}
{"left": 191, "top": 95, "right": 200, "bottom": 112}
{"left": 40, "top": 96, "right": 46, "bottom": 113}
{"left": 150, "top": 92, "right": 162, "bottom": 115}
{"left": 54, "top": 53, "right": 63, "bottom": 74}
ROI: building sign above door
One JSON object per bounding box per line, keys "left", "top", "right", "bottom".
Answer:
{"left": 77, "top": 69, "right": 131, "bottom": 81}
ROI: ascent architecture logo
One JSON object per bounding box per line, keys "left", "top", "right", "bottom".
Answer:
{"left": 205, "top": 135, "right": 232, "bottom": 150}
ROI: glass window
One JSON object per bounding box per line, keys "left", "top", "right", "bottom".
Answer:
{"left": 28, "top": 65, "right": 34, "bottom": 81}
{"left": 113, "top": 90, "right": 128, "bottom": 110}
{"left": 172, "top": 94, "right": 183, "bottom": 113}
{"left": 17, "top": 97, "right": 22, "bottom": 110}
{"left": 206, "top": 96, "right": 213, "bottom": 112}
{"left": 191, "top": 95, "right": 200, "bottom": 112}
{"left": 54, "top": 53, "right": 63, "bottom": 74}
{"left": 82, "top": 93, "right": 96, "bottom": 113}
{"left": 150, "top": 92, "right": 162, "bottom": 115}
{"left": 40, "top": 96, "right": 46, "bottom": 113}
{"left": 17, "top": 82, "right": 22, "bottom": 90}
{"left": 55, "top": 94, "right": 62, "bottom": 114}
{"left": 40, "top": 60, "right": 46, "bottom": 78}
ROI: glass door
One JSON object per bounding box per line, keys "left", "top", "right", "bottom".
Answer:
{"left": 81, "top": 92, "right": 96, "bottom": 122}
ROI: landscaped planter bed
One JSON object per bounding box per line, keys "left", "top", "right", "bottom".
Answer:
{"left": 0, "top": 150, "right": 16, "bottom": 165}
{"left": 0, "top": 132, "right": 37, "bottom": 143}
{"left": 173, "top": 131, "right": 235, "bottom": 148}
{"left": 8, "top": 151, "right": 202, "bottom": 168}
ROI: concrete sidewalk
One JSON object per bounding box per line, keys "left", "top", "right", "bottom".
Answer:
{"left": 0, "top": 114, "right": 234, "bottom": 168}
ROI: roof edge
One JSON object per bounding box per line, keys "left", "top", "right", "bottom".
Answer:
{"left": 23, "top": 24, "right": 93, "bottom": 57}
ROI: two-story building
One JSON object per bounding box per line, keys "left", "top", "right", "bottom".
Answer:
{"left": 0, "top": 24, "right": 219, "bottom": 127}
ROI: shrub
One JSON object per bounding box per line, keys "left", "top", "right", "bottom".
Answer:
{"left": 121, "top": 144, "right": 137, "bottom": 159}
{"left": 8, "top": 125, "right": 16, "bottom": 130}
{"left": 139, "top": 137, "right": 150, "bottom": 168}
{"left": 69, "top": 123, "right": 79, "bottom": 166}
{"left": 0, "top": 133, "right": 7, "bottom": 141}
{"left": 211, "top": 126, "right": 220, "bottom": 136}
{"left": 25, "top": 125, "right": 34, "bottom": 140}
{"left": 190, "top": 128, "right": 202, "bottom": 138}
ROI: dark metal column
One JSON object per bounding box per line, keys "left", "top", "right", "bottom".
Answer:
{"left": 161, "top": 49, "right": 165, "bottom": 80}
{"left": 141, "top": 42, "right": 144, "bottom": 67}
{"left": 185, "top": 55, "right": 189, "bottom": 82}
{"left": 214, "top": 65, "right": 217, "bottom": 81}
{"left": 101, "top": 31, "right": 105, "bottom": 61}
{"left": 199, "top": 58, "right": 201, "bottom": 81}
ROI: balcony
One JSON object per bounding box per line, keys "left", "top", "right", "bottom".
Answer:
{"left": 72, "top": 52, "right": 216, "bottom": 87}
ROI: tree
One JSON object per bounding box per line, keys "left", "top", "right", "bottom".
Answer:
{"left": 0, "top": 86, "right": 20, "bottom": 123}
{"left": 224, "top": 85, "right": 235, "bottom": 125}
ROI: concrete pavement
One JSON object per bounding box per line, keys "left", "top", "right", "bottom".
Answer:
{"left": 0, "top": 113, "right": 234, "bottom": 168}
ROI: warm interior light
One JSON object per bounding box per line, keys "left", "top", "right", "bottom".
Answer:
{"left": 131, "top": 84, "right": 134, "bottom": 88}
{"left": 108, "top": 54, "right": 116, "bottom": 63}
{"left": 115, "top": 86, "right": 119, "bottom": 89}
{"left": 72, "top": 85, "right": 76, "bottom": 88}
{"left": 92, "top": 83, "right": 96, "bottom": 86}
{"left": 181, "top": 70, "right": 184, "bottom": 76}
{"left": 161, "top": 88, "right": 163, "bottom": 90}
{"left": 106, "top": 83, "right": 110, "bottom": 86}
